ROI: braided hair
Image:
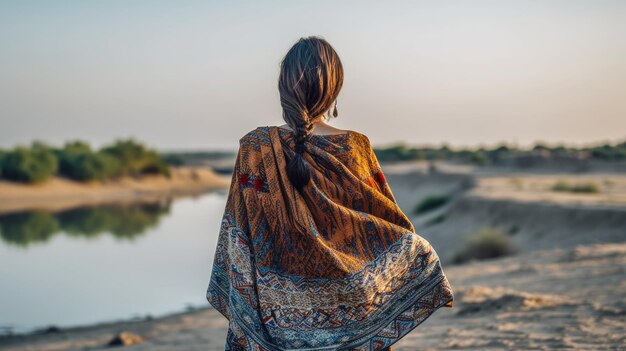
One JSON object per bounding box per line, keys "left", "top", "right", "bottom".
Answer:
{"left": 278, "top": 36, "right": 344, "bottom": 191}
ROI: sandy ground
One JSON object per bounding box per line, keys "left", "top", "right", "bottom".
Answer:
{"left": 385, "top": 170, "right": 626, "bottom": 263}
{"left": 1, "top": 165, "right": 625, "bottom": 350}
{"left": 1, "top": 242, "right": 623, "bottom": 351}
{"left": 470, "top": 173, "right": 626, "bottom": 207}
{"left": 0, "top": 167, "right": 230, "bottom": 214}
{"left": 383, "top": 160, "right": 626, "bottom": 208}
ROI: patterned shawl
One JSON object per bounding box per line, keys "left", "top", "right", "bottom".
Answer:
{"left": 207, "top": 125, "right": 453, "bottom": 351}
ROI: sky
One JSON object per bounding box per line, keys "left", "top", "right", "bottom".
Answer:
{"left": 1, "top": 0, "right": 625, "bottom": 151}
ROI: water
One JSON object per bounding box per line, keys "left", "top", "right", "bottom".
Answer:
{"left": 0, "top": 191, "right": 227, "bottom": 334}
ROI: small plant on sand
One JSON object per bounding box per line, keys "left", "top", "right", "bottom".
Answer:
{"left": 551, "top": 180, "right": 600, "bottom": 194}
{"left": 414, "top": 195, "right": 450, "bottom": 215}
{"left": 453, "top": 228, "right": 515, "bottom": 264}
{"left": 602, "top": 179, "right": 615, "bottom": 188}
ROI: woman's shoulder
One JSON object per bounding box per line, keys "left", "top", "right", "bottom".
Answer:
{"left": 345, "top": 129, "right": 372, "bottom": 150}
{"left": 349, "top": 129, "right": 369, "bottom": 141}
{"left": 237, "top": 126, "right": 372, "bottom": 150}
{"left": 236, "top": 127, "right": 271, "bottom": 151}
{"left": 240, "top": 126, "right": 264, "bottom": 141}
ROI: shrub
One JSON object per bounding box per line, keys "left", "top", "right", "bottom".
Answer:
{"left": 551, "top": 180, "right": 569, "bottom": 192}
{"left": 101, "top": 139, "right": 170, "bottom": 178}
{"left": 1, "top": 142, "right": 58, "bottom": 183}
{"left": 414, "top": 195, "right": 450, "bottom": 214}
{"left": 469, "top": 151, "right": 487, "bottom": 165}
{"left": 453, "top": 228, "right": 515, "bottom": 264}
{"left": 57, "top": 141, "right": 122, "bottom": 181}
{"left": 0, "top": 139, "right": 170, "bottom": 183}
{"left": 138, "top": 153, "right": 171, "bottom": 177}
{"left": 66, "top": 152, "right": 121, "bottom": 181}
{"left": 590, "top": 144, "right": 626, "bottom": 160}
{"left": 551, "top": 180, "right": 599, "bottom": 193}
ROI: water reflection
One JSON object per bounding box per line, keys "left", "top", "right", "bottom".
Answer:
{"left": 0, "top": 192, "right": 227, "bottom": 334}
{"left": 0, "top": 201, "right": 172, "bottom": 247}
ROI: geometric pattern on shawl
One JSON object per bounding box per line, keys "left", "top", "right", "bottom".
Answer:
{"left": 207, "top": 126, "right": 453, "bottom": 350}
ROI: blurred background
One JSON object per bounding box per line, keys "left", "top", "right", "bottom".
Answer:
{"left": 1, "top": 1, "right": 624, "bottom": 350}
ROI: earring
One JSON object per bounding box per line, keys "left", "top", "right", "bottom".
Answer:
{"left": 332, "top": 101, "right": 338, "bottom": 117}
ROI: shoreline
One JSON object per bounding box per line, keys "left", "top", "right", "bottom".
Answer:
{"left": 2, "top": 243, "right": 623, "bottom": 350}
{"left": 0, "top": 306, "right": 228, "bottom": 350}
{"left": 0, "top": 166, "right": 231, "bottom": 215}
{"left": 0, "top": 305, "right": 214, "bottom": 336}
{"left": 1, "top": 168, "right": 624, "bottom": 350}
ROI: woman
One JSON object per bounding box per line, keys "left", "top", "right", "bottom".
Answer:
{"left": 207, "top": 36, "right": 453, "bottom": 351}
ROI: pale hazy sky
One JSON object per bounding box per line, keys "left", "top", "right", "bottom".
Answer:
{"left": 1, "top": 0, "right": 625, "bottom": 151}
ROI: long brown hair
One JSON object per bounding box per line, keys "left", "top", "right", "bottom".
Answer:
{"left": 278, "top": 36, "right": 344, "bottom": 191}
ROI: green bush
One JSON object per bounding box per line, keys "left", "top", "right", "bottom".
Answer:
{"left": 375, "top": 145, "right": 407, "bottom": 162}
{"left": 414, "top": 195, "right": 451, "bottom": 214}
{"left": 590, "top": 144, "right": 626, "bottom": 160}
{"left": 0, "top": 139, "right": 171, "bottom": 184}
{"left": 469, "top": 151, "right": 487, "bottom": 165}
{"left": 453, "top": 228, "right": 515, "bottom": 264}
{"left": 139, "top": 155, "right": 171, "bottom": 177}
{"left": 57, "top": 141, "right": 122, "bottom": 181}
{"left": 101, "top": 139, "right": 170, "bottom": 178}
{"left": 1, "top": 142, "right": 58, "bottom": 183}
{"left": 551, "top": 180, "right": 600, "bottom": 193}
{"left": 571, "top": 183, "right": 600, "bottom": 193}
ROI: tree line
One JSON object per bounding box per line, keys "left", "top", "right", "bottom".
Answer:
{"left": 373, "top": 140, "right": 626, "bottom": 165}
{"left": 0, "top": 139, "right": 170, "bottom": 184}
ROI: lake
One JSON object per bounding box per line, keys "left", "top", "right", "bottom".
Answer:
{"left": 0, "top": 191, "right": 227, "bottom": 334}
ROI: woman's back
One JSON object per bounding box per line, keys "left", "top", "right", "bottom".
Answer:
{"left": 207, "top": 35, "right": 452, "bottom": 350}
{"left": 207, "top": 124, "right": 453, "bottom": 350}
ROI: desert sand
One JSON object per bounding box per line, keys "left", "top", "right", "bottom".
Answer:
{"left": 0, "top": 167, "right": 230, "bottom": 215}
{"left": 1, "top": 165, "right": 625, "bottom": 350}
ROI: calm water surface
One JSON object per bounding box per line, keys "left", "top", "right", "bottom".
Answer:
{"left": 0, "top": 191, "right": 227, "bottom": 334}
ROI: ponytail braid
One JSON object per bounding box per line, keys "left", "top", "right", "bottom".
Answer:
{"left": 278, "top": 36, "right": 344, "bottom": 192}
